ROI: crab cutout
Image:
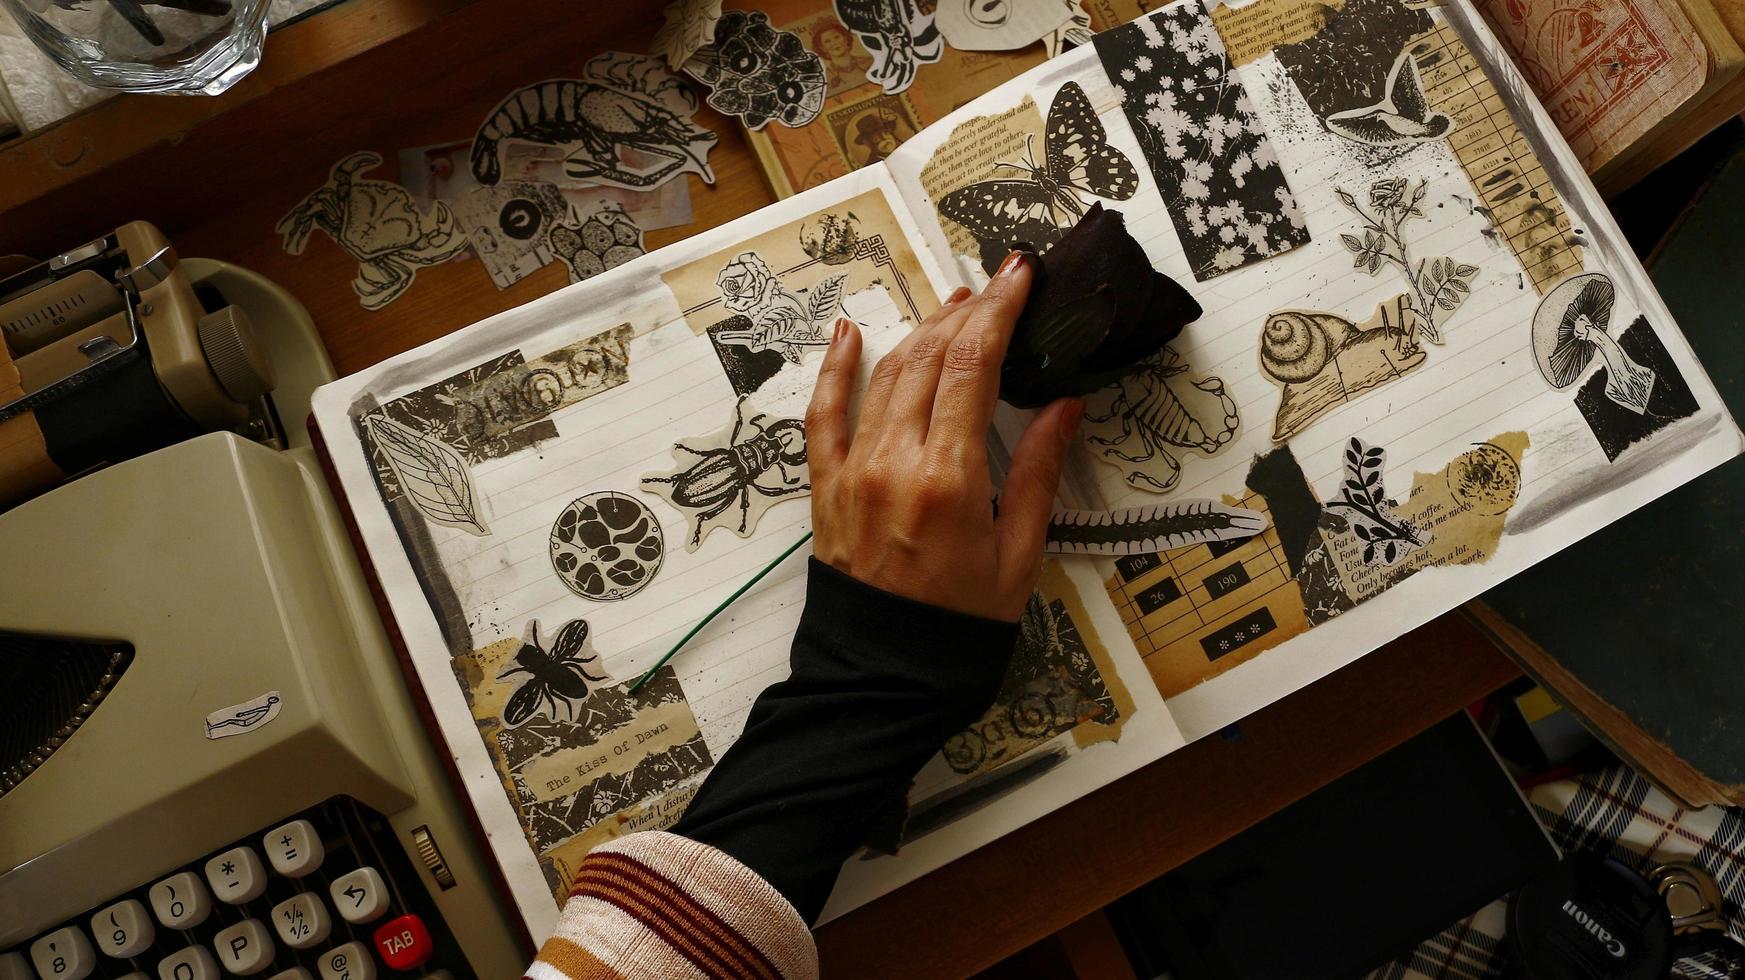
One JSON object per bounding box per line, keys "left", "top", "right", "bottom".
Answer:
{"left": 277, "top": 151, "right": 469, "bottom": 311}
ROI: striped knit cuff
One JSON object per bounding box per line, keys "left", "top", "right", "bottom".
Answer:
{"left": 528, "top": 831, "right": 818, "bottom": 980}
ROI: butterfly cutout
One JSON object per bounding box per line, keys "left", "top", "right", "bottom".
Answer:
{"left": 1325, "top": 48, "right": 1453, "bottom": 146}
{"left": 939, "top": 81, "right": 1139, "bottom": 274}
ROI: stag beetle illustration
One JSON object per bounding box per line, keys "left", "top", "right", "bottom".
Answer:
{"left": 498, "top": 618, "right": 610, "bottom": 728}
{"left": 642, "top": 398, "right": 809, "bottom": 547}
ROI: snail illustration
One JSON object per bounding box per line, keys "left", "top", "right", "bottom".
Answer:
{"left": 1260, "top": 299, "right": 1429, "bottom": 442}
{"left": 1259, "top": 311, "right": 1357, "bottom": 384}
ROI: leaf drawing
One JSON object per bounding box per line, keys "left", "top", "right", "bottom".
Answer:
{"left": 1324, "top": 437, "right": 1423, "bottom": 566}
{"left": 805, "top": 273, "right": 848, "bottom": 327}
{"left": 652, "top": 0, "right": 723, "bottom": 71}
{"left": 366, "top": 414, "right": 490, "bottom": 535}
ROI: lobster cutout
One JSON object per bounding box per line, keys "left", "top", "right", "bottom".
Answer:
{"left": 640, "top": 397, "right": 810, "bottom": 551}
{"left": 1082, "top": 347, "right": 1240, "bottom": 494}
{"left": 470, "top": 52, "right": 717, "bottom": 192}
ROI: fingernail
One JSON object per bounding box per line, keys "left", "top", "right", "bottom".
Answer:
{"left": 832, "top": 317, "right": 851, "bottom": 343}
{"left": 1059, "top": 398, "right": 1084, "bottom": 441}
{"left": 946, "top": 285, "right": 972, "bottom": 304}
{"left": 996, "top": 250, "right": 1029, "bottom": 279}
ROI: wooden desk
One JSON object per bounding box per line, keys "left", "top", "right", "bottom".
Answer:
{"left": 0, "top": 1, "right": 1522, "bottom": 974}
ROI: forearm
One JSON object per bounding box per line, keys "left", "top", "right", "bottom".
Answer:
{"left": 527, "top": 560, "right": 1018, "bottom": 979}
{"left": 670, "top": 558, "right": 1018, "bottom": 922}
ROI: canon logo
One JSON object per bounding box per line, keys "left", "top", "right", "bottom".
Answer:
{"left": 1561, "top": 900, "right": 1627, "bottom": 958}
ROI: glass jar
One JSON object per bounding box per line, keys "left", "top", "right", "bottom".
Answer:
{"left": 1, "top": 0, "right": 271, "bottom": 94}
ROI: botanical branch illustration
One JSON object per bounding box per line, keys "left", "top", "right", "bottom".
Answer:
{"left": 1338, "top": 178, "right": 1477, "bottom": 347}
{"left": 1324, "top": 438, "right": 1422, "bottom": 566}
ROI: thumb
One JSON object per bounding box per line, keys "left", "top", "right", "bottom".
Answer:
{"left": 995, "top": 397, "right": 1083, "bottom": 579}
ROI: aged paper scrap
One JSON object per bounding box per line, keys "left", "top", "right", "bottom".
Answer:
{"left": 942, "top": 558, "right": 1135, "bottom": 781}
{"left": 1106, "top": 490, "right": 1311, "bottom": 698}
{"left": 917, "top": 95, "right": 1047, "bottom": 264}
{"left": 662, "top": 187, "right": 939, "bottom": 337}
{"left": 455, "top": 631, "right": 712, "bottom": 893}
{"left": 1211, "top": 0, "right": 1347, "bottom": 66}
{"left": 1412, "top": 23, "right": 1585, "bottom": 294}
{"left": 1318, "top": 432, "right": 1529, "bottom": 607}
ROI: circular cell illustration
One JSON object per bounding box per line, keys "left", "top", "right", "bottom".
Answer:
{"left": 549, "top": 491, "right": 665, "bottom": 601}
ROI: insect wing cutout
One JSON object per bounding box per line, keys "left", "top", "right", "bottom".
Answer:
{"left": 1045, "top": 81, "right": 1138, "bottom": 204}
{"left": 938, "top": 179, "right": 1064, "bottom": 253}
{"left": 936, "top": 82, "right": 1138, "bottom": 274}
{"left": 499, "top": 618, "right": 611, "bottom": 728}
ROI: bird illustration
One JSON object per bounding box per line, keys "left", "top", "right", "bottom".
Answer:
{"left": 832, "top": 0, "right": 943, "bottom": 95}
{"left": 1325, "top": 49, "right": 1453, "bottom": 146}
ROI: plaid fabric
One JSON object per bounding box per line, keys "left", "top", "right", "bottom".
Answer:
{"left": 1365, "top": 766, "right": 1745, "bottom": 980}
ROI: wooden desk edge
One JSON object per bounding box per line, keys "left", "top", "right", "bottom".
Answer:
{"left": 816, "top": 613, "right": 1519, "bottom": 978}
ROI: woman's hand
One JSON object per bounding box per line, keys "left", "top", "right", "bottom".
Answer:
{"left": 804, "top": 252, "right": 1084, "bottom": 623}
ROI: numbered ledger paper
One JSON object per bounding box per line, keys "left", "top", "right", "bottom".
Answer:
{"left": 311, "top": 0, "right": 1742, "bottom": 936}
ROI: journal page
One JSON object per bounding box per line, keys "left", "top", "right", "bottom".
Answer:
{"left": 885, "top": 0, "right": 1742, "bottom": 741}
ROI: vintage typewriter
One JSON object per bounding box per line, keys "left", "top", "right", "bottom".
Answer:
{"left": 0, "top": 226, "right": 525, "bottom": 979}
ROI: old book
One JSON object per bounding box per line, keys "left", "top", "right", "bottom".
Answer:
{"left": 1598, "top": 0, "right": 1745, "bottom": 192}
{"left": 308, "top": 0, "right": 1741, "bottom": 940}
{"left": 1474, "top": 0, "right": 1745, "bottom": 192}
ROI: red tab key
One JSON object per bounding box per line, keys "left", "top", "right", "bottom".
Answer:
{"left": 371, "top": 915, "right": 432, "bottom": 971}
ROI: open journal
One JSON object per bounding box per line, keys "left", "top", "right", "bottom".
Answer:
{"left": 310, "top": 0, "right": 1743, "bottom": 938}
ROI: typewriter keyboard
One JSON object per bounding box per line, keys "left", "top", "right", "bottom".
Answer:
{"left": 2, "top": 799, "right": 474, "bottom": 979}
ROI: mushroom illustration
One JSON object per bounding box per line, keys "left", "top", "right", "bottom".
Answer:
{"left": 1531, "top": 273, "right": 1655, "bottom": 414}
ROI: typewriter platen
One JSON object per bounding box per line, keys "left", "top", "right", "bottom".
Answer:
{"left": 0, "top": 236, "right": 526, "bottom": 978}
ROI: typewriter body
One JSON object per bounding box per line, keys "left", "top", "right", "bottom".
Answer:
{"left": 0, "top": 231, "right": 525, "bottom": 979}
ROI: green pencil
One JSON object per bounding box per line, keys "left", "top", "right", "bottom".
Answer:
{"left": 627, "top": 531, "right": 814, "bottom": 693}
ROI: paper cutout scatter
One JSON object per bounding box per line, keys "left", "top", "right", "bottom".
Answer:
{"left": 471, "top": 53, "right": 717, "bottom": 191}
{"left": 685, "top": 10, "right": 827, "bottom": 130}
{"left": 277, "top": 151, "right": 468, "bottom": 311}
{"left": 652, "top": 0, "right": 723, "bottom": 71}
{"left": 833, "top": 0, "right": 943, "bottom": 95}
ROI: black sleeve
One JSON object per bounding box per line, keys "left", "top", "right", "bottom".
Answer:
{"left": 669, "top": 558, "right": 1018, "bottom": 923}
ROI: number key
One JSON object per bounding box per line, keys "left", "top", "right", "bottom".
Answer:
{"left": 92, "top": 898, "right": 154, "bottom": 958}
{"left": 149, "top": 872, "right": 213, "bottom": 929}
{"left": 263, "top": 820, "right": 324, "bottom": 879}
{"left": 316, "top": 941, "right": 375, "bottom": 980}
{"left": 271, "top": 893, "right": 331, "bottom": 950}
{"left": 205, "top": 846, "right": 268, "bottom": 904}
{"left": 29, "top": 926, "right": 95, "bottom": 979}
